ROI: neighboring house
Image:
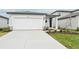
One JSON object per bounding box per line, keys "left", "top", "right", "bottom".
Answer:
{"left": 58, "top": 9, "right": 79, "bottom": 29}
{"left": 0, "top": 15, "right": 9, "bottom": 28}
{"left": 7, "top": 11, "right": 52, "bottom": 30}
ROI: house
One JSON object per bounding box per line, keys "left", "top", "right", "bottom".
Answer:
{"left": 0, "top": 15, "right": 9, "bottom": 28}
{"left": 7, "top": 11, "right": 52, "bottom": 30}
{"left": 7, "top": 10, "right": 79, "bottom": 31}
{"left": 58, "top": 9, "right": 79, "bottom": 29}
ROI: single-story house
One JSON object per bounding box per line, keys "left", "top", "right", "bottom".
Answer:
{"left": 7, "top": 11, "right": 53, "bottom": 30}
{"left": 0, "top": 15, "right": 9, "bottom": 28}
{"left": 6, "top": 10, "right": 79, "bottom": 31}
{"left": 7, "top": 11, "right": 62, "bottom": 31}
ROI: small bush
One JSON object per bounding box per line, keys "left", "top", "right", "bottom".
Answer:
{"left": 62, "top": 28, "right": 66, "bottom": 30}
{"left": 53, "top": 26, "right": 55, "bottom": 28}
{"left": 2, "top": 27, "right": 11, "bottom": 32}
{"left": 43, "top": 26, "right": 49, "bottom": 30}
{"left": 77, "top": 27, "right": 79, "bottom": 31}
{"left": 58, "top": 26, "right": 61, "bottom": 29}
{"left": 59, "top": 28, "right": 65, "bottom": 32}
{"left": 60, "top": 29, "right": 63, "bottom": 32}
{"left": 0, "top": 28, "right": 3, "bottom": 31}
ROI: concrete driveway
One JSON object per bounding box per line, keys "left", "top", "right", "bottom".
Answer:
{"left": 0, "top": 31, "right": 66, "bottom": 49}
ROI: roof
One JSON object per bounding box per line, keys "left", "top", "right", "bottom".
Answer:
{"left": 58, "top": 12, "right": 79, "bottom": 20}
{"left": 51, "top": 10, "right": 73, "bottom": 14}
{"left": 0, "top": 15, "right": 9, "bottom": 19}
{"left": 7, "top": 11, "right": 61, "bottom": 18}
{"left": 7, "top": 11, "right": 47, "bottom": 15}
{"left": 47, "top": 14, "right": 60, "bottom": 18}
{"left": 72, "top": 9, "right": 79, "bottom": 12}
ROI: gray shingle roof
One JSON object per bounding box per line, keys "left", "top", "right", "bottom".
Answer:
{"left": 7, "top": 11, "right": 61, "bottom": 18}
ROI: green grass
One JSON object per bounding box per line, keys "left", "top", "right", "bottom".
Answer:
{"left": 0, "top": 31, "right": 8, "bottom": 37}
{"left": 48, "top": 33, "right": 79, "bottom": 49}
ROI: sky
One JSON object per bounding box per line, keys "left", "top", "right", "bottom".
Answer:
{"left": 0, "top": 9, "right": 56, "bottom": 17}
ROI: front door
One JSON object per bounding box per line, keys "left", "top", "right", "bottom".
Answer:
{"left": 49, "top": 18, "right": 52, "bottom": 27}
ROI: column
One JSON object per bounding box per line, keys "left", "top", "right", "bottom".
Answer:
{"left": 55, "top": 17, "right": 58, "bottom": 30}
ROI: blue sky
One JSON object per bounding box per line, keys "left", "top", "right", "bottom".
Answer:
{"left": 0, "top": 9, "right": 56, "bottom": 17}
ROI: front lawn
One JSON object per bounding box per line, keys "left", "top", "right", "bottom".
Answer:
{"left": 48, "top": 33, "right": 79, "bottom": 49}
{"left": 0, "top": 27, "right": 11, "bottom": 37}
{"left": 0, "top": 31, "right": 8, "bottom": 37}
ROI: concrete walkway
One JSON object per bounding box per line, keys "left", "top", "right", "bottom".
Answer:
{"left": 0, "top": 31, "right": 66, "bottom": 49}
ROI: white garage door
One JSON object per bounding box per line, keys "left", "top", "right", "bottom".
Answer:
{"left": 12, "top": 17, "right": 43, "bottom": 30}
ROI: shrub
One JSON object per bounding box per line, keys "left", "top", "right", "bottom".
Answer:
{"left": 53, "top": 26, "right": 55, "bottom": 28}
{"left": 59, "top": 28, "right": 65, "bottom": 32}
{"left": 60, "top": 29, "right": 63, "bottom": 32}
{"left": 77, "top": 27, "right": 79, "bottom": 31}
{"left": 43, "top": 26, "right": 49, "bottom": 30}
{"left": 2, "top": 27, "right": 11, "bottom": 32}
{"left": 0, "top": 28, "right": 3, "bottom": 31}
{"left": 58, "top": 26, "right": 61, "bottom": 29}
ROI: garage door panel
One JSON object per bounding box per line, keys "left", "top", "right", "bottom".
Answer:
{"left": 13, "top": 18, "right": 43, "bottom": 30}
